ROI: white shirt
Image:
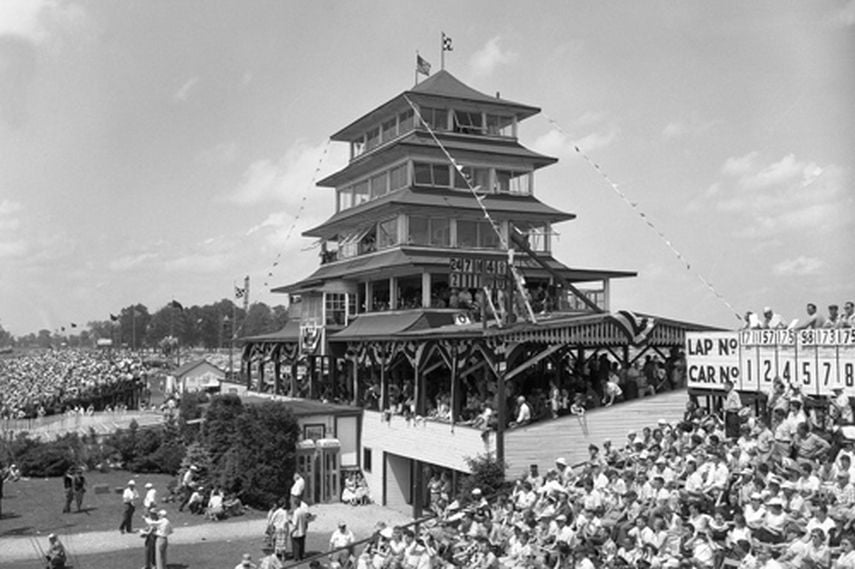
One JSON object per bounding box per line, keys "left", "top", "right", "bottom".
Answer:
{"left": 290, "top": 475, "right": 305, "bottom": 497}
{"left": 144, "top": 488, "right": 157, "bottom": 508}
{"left": 123, "top": 487, "right": 138, "bottom": 505}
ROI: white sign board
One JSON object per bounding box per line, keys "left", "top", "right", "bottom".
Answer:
{"left": 686, "top": 329, "right": 855, "bottom": 395}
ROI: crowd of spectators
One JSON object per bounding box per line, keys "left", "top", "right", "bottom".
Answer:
{"left": 743, "top": 302, "right": 854, "bottom": 331}
{"left": 0, "top": 349, "right": 151, "bottom": 420}
{"left": 325, "top": 384, "right": 855, "bottom": 569}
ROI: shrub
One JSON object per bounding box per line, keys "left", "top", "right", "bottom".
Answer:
{"left": 457, "top": 453, "right": 508, "bottom": 501}
{"left": 214, "top": 401, "right": 299, "bottom": 509}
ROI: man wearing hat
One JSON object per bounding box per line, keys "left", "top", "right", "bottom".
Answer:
{"left": 329, "top": 520, "right": 355, "bottom": 566}
{"left": 755, "top": 497, "right": 788, "bottom": 544}
{"left": 141, "top": 509, "right": 158, "bottom": 569}
{"left": 258, "top": 544, "right": 283, "bottom": 569}
{"left": 760, "top": 307, "right": 784, "bottom": 330}
{"left": 143, "top": 509, "right": 172, "bottom": 569}
{"left": 143, "top": 481, "right": 157, "bottom": 511}
{"left": 830, "top": 386, "right": 854, "bottom": 425}
{"left": 233, "top": 553, "right": 258, "bottom": 569}
{"left": 119, "top": 479, "right": 139, "bottom": 534}
{"left": 177, "top": 465, "right": 199, "bottom": 512}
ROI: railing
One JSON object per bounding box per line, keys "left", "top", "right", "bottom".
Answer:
{"left": 282, "top": 511, "right": 437, "bottom": 569}
{"left": 1, "top": 409, "right": 163, "bottom": 439}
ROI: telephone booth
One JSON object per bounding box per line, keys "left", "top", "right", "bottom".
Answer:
{"left": 316, "top": 438, "right": 341, "bottom": 503}
{"left": 295, "top": 439, "right": 316, "bottom": 504}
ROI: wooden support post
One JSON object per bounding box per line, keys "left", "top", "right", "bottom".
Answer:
{"left": 273, "top": 347, "right": 282, "bottom": 395}
{"left": 308, "top": 356, "right": 316, "bottom": 399}
{"left": 380, "top": 349, "right": 388, "bottom": 411}
{"left": 330, "top": 355, "right": 338, "bottom": 400}
{"left": 412, "top": 459, "right": 423, "bottom": 519}
{"left": 351, "top": 354, "right": 359, "bottom": 406}
{"left": 495, "top": 345, "right": 506, "bottom": 467}
{"left": 449, "top": 343, "right": 460, "bottom": 423}
{"left": 290, "top": 361, "right": 298, "bottom": 396}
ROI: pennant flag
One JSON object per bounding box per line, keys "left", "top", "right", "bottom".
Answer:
{"left": 610, "top": 310, "right": 656, "bottom": 346}
{"left": 170, "top": 300, "right": 184, "bottom": 311}
{"left": 416, "top": 54, "right": 431, "bottom": 76}
{"left": 235, "top": 286, "right": 246, "bottom": 299}
{"left": 110, "top": 313, "right": 119, "bottom": 322}
{"left": 442, "top": 32, "right": 453, "bottom": 52}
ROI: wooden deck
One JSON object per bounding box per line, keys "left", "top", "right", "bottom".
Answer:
{"left": 503, "top": 389, "right": 689, "bottom": 476}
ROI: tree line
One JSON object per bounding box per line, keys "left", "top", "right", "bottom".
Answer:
{"left": 1, "top": 300, "right": 289, "bottom": 350}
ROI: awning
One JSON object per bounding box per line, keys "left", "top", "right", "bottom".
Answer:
{"left": 329, "top": 309, "right": 458, "bottom": 342}
{"left": 240, "top": 320, "right": 301, "bottom": 343}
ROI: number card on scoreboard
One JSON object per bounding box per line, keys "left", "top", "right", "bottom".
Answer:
{"left": 686, "top": 332, "right": 740, "bottom": 390}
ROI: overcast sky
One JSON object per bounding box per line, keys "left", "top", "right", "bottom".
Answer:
{"left": 0, "top": 0, "right": 852, "bottom": 336}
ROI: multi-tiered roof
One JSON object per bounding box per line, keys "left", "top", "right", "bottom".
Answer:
{"left": 274, "top": 70, "right": 634, "bottom": 334}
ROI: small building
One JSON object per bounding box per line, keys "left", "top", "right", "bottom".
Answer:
{"left": 168, "top": 359, "right": 226, "bottom": 394}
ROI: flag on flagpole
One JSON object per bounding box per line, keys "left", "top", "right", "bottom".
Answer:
{"left": 110, "top": 313, "right": 119, "bottom": 322}
{"left": 416, "top": 54, "right": 431, "bottom": 76}
{"left": 235, "top": 285, "right": 246, "bottom": 299}
{"left": 170, "top": 300, "right": 184, "bottom": 311}
{"left": 442, "top": 32, "right": 453, "bottom": 51}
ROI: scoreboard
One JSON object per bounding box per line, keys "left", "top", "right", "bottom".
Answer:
{"left": 686, "top": 329, "right": 855, "bottom": 396}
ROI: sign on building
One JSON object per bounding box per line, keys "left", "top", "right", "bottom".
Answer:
{"left": 686, "top": 329, "right": 855, "bottom": 396}
{"left": 449, "top": 256, "right": 508, "bottom": 290}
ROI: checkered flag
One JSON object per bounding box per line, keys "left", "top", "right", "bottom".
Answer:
{"left": 442, "top": 32, "right": 453, "bottom": 52}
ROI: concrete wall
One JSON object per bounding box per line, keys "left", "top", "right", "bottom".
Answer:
{"left": 361, "top": 410, "right": 493, "bottom": 472}
{"left": 336, "top": 415, "right": 359, "bottom": 467}
{"left": 384, "top": 452, "right": 412, "bottom": 515}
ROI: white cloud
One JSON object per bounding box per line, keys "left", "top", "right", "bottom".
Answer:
{"left": 0, "top": 199, "right": 23, "bottom": 216}
{"left": 225, "top": 140, "right": 345, "bottom": 207}
{"left": 661, "top": 115, "right": 716, "bottom": 140}
{"left": 709, "top": 153, "right": 849, "bottom": 239}
{"left": 164, "top": 253, "right": 229, "bottom": 273}
{"left": 532, "top": 122, "right": 619, "bottom": 156}
{"left": 173, "top": 76, "right": 199, "bottom": 102}
{"left": 109, "top": 252, "right": 158, "bottom": 272}
{"left": 0, "top": 0, "right": 91, "bottom": 46}
{"left": 772, "top": 256, "right": 825, "bottom": 276}
{"left": 721, "top": 152, "right": 758, "bottom": 176}
{"left": 0, "top": 0, "right": 52, "bottom": 43}
{"left": 470, "top": 36, "right": 518, "bottom": 76}
{"left": 0, "top": 239, "right": 27, "bottom": 258}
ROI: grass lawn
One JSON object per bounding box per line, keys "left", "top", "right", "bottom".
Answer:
{"left": 0, "top": 469, "right": 266, "bottom": 537}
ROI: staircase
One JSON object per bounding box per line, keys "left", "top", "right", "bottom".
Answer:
{"left": 503, "top": 389, "right": 689, "bottom": 476}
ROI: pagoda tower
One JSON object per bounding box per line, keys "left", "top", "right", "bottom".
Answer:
{"left": 274, "top": 70, "right": 634, "bottom": 351}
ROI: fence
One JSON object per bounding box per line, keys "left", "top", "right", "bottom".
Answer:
{"left": 1, "top": 409, "right": 164, "bottom": 441}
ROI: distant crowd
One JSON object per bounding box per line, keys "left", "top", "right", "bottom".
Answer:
{"left": 0, "top": 349, "right": 151, "bottom": 420}
{"left": 743, "top": 302, "right": 854, "bottom": 331}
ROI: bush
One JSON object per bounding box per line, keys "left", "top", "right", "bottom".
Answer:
{"left": 457, "top": 453, "right": 508, "bottom": 502}
{"left": 214, "top": 401, "right": 299, "bottom": 509}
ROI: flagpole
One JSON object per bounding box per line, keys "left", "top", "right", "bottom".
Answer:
{"left": 415, "top": 51, "right": 419, "bottom": 86}
{"left": 440, "top": 34, "right": 444, "bottom": 71}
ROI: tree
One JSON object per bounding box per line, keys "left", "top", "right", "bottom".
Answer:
{"left": 217, "top": 401, "right": 299, "bottom": 508}
{"left": 0, "top": 322, "right": 13, "bottom": 347}
{"left": 457, "top": 453, "right": 508, "bottom": 502}
{"left": 203, "top": 394, "right": 244, "bottom": 468}
{"left": 37, "top": 329, "right": 52, "bottom": 349}
{"left": 242, "top": 303, "right": 274, "bottom": 338}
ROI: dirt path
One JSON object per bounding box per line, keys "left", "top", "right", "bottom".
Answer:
{"left": 0, "top": 503, "right": 412, "bottom": 564}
